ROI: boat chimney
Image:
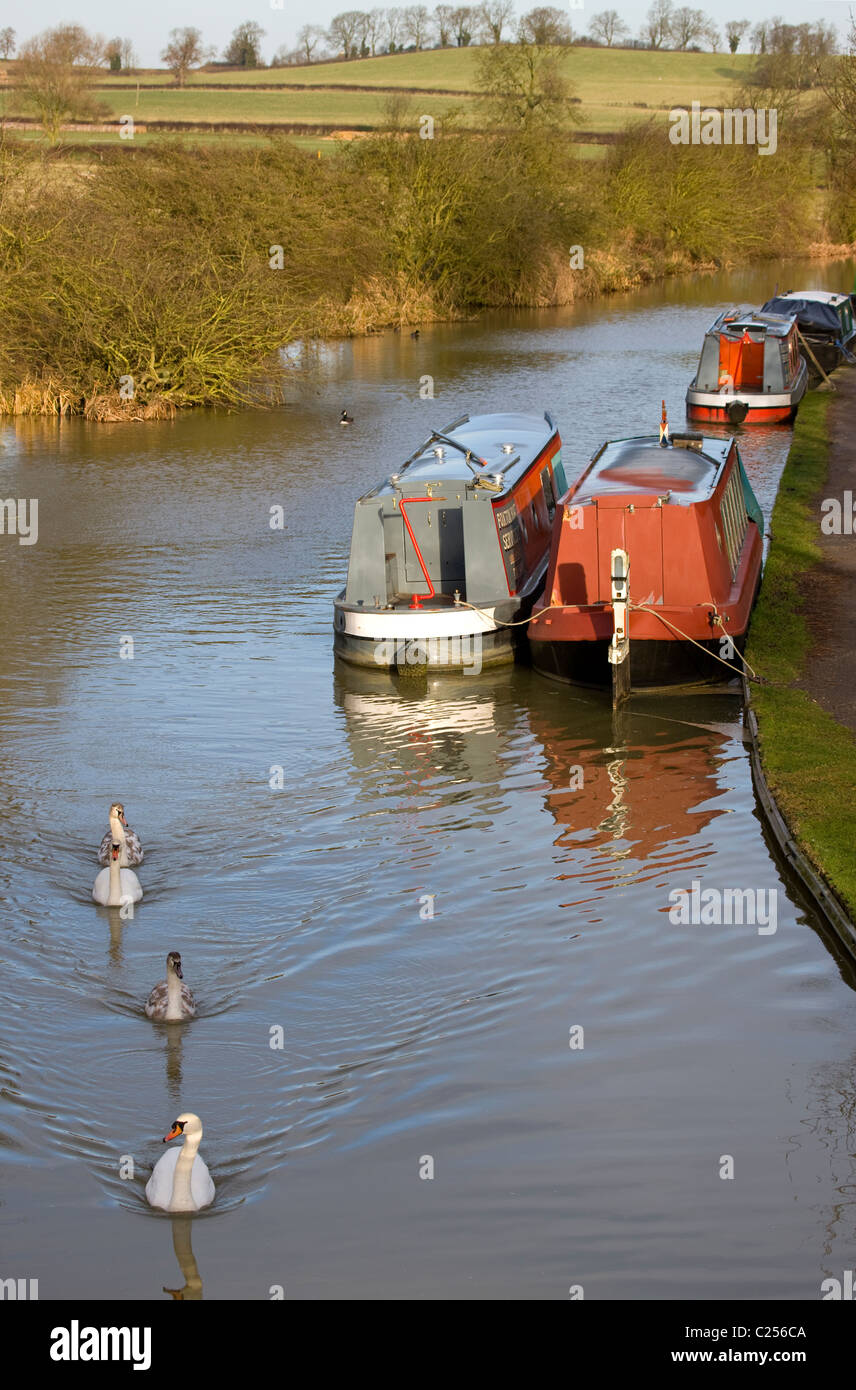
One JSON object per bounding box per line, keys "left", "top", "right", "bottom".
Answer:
{"left": 659, "top": 401, "right": 670, "bottom": 448}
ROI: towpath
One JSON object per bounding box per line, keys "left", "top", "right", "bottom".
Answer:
{"left": 797, "top": 372, "right": 856, "bottom": 735}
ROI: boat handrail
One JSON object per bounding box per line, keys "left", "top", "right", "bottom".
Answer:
{"left": 391, "top": 422, "right": 487, "bottom": 481}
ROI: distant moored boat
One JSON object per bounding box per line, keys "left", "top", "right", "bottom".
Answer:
{"left": 761, "top": 290, "right": 856, "bottom": 379}
{"left": 686, "top": 307, "right": 808, "bottom": 425}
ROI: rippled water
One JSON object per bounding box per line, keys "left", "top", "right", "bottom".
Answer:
{"left": 2, "top": 258, "right": 856, "bottom": 1300}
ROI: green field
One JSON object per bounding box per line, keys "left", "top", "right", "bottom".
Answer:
{"left": 2, "top": 46, "right": 756, "bottom": 143}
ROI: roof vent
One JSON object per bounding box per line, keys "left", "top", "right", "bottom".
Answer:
{"left": 501, "top": 443, "right": 515, "bottom": 454}
{"left": 433, "top": 446, "right": 445, "bottom": 459}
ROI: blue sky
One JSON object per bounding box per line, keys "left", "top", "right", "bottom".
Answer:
{"left": 6, "top": 2, "right": 851, "bottom": 66}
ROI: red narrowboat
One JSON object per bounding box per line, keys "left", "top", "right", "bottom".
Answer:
{"left": 686, "top": 307, "right": 808, "bottom": 425}
{"left": 528, "top": 419, "right": 764, "bottom": 691}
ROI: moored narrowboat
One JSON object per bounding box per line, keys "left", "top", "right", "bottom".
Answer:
{"left": 761, "top": 290, "right": 856, "bottom": 378}
{"left": 528, "top": 418, "right": 764, "bottom": 691}
{"left": 686, "top": 307, "right": 808, "bottom": 424}
{"left": 334, "top": 412, "right": 565, "bottom": 672}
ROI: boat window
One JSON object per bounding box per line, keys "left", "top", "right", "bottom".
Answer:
{"left": 719, "top": 465, "right": 748, "bottom": 577}
{"left": 530, "top": 500, "right": 540, "bottom": 532}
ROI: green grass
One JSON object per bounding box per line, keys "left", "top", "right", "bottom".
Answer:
{"left": 95, "top": 86, "right": 472, "bottom": 127}
{"left": 746, "top": 391, "right": 856, "bottom": 915}
{"left": 2, "top": 46, "right": 757, "bottom": 143}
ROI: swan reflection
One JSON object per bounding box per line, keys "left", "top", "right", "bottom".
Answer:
{"left": 163, "top": 1216, "right": 203, "bottom": 1301}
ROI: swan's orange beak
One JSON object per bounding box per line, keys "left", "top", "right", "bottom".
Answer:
{"left": 163, "top": 1122, "right": 183, "bottom": 1143}
{"left": 119, "top": 810, "right": 128, "bottom": 826}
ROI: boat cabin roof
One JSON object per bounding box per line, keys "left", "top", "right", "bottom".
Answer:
{"left": 368, "top": 412, "right": 557, "bottom": 496}
{"left": 708, "top": 306, "right": 796, "bottom": 339}
{"left": 778, "top": 289, "right": 850, "bottom": 307}
{"left": 574, "top": 435, "right": 733, "bottom": 505}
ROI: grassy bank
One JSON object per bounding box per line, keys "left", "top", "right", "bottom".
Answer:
{"left": 0, "top": 116, "right": 819, "bottom": 418}
{"left": 746, "top": 393, "right": 856, "bottom": 915}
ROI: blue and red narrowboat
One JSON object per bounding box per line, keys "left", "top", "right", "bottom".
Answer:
{"left": 334, "top": 412, "right": 566, "bottom": 672}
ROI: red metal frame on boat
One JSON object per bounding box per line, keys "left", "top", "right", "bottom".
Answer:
{"left": 399, "top": 497, "right": 438, "bottom": 608}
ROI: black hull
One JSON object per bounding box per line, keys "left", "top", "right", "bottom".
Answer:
{"left": 531, "top": 636, "right": 744, "bottom": 689}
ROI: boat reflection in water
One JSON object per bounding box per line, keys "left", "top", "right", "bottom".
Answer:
{"left": 333, "top": 663, "right": 520, "bottom": 798}
{"left": 527, "top": 693, "right": 743, "bottom": 911}
{"left": 334, "top": 660, "right": 741, "bottom": 907}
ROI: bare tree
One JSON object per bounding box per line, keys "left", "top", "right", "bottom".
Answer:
{"left": 476, "top": 0, "right": 515, "bottom": 44}
{"left": 450, "top": 6, "right": 475, "bottom": 46}
{"left": 669, "top": 6, "right": 713, "bottom": 50}
{"left": 750, "top": 21, "right": 768, "bottom": 54}
{"left": 105, "top": 37, "right": 123, "bottom": 71}
{"left": 328, "top": 11, "right": 366, "bottom": 59}
{"left": 643, "top": 0, "right": 673, "bottom": 49}
{"left": 120, "top": 38, "right": 136, "bottom": 72}
{"left": 519, "top": 8, "right": 574, "bottom": 45}
{"left": 724, "top": 20, "right": 749, "bottom": 54}
{"left": 434, "top": 4, "right": 456, "bottom": 47}
{"left": 162, "top": 27, "right": 211, "bottom": 86}
{"left": 354, "top": 10, "right": 382, "bottom": 54}
{"left": 16, "top": 24, "right": 107, "bottom": 144}
{"left": 296, "top": 25, "right": 326, "bottom": 63}
{"left": 384, "top": 8, "right": 405, "bottom": 51}
{"left": 477, "top": 38, "right": 577, "bottom": 128}
{"left": 0, "top": 26, "right": 17, "bottom": 59}
{"left": 589, "top": 9, "right": 629, "bottom": 46}
{"left": 402, "top": 6, "right": 432, "bottom": 48}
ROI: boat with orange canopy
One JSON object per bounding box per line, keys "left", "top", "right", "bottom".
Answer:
{"left": 528, "top": 408, "right": 764, "bottom": 693}
{"left": 685, "top": 307, "right": 808, "bottom": 424}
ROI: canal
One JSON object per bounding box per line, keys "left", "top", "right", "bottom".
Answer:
{"left": 1, "top": 256, "right": 855, "bottom": 1299}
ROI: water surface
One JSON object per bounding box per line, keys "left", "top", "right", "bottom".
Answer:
{"left": 2, "top": 257, "right": 856, "bottom": 1300}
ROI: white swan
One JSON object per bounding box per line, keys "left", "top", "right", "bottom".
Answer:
{"left": 146, "top": 1114, "right": 215, "bottom": 1213}
{"left": 146, "top": 952, "right": 196, "bottom": 1022}
{"left": 92, "top": 841, "right": 143, "bottom": 907}
{"left": 98, "top": 802, "right": 144, "bottom": 868}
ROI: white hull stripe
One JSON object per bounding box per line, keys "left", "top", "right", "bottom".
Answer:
{"left": 340, "top": 607, "right": 500, "bottom": 638}
{"left": 686, "top": 389, "right": 797, "bottom": 409}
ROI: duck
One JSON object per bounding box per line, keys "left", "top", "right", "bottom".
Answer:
{"left": 340, "top": 409, "right": 354, "bottom": 426}
{"left": 98, "top": 802, "right": 144, "bottom": 867}
{"left": 146, "top": 1113, "right": 215, "bottom": 1213}
{"left": 410, "top": 329, "right": 420, "bottom": 339}
{"left": 92, "top": 841, "right": 143, "bottom": 907}
{"left": 146, "top": 952, "right": 196, "bottom": 1022}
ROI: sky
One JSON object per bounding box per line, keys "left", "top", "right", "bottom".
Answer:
{"left": 2, "top": 1, "right": 851, "bottom": 66}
